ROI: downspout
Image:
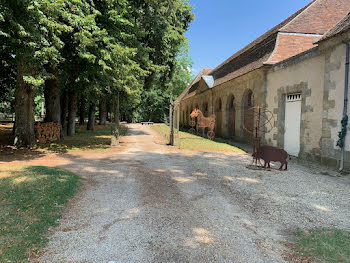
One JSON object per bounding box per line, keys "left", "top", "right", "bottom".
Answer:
{"left": 338, "top": 41, "right": 350, "bottom": 172}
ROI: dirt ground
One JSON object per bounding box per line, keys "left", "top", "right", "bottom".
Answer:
{"left": 1, "top": 124, "right": 349, "bottom": 263}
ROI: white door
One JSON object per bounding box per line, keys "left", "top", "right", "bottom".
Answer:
{"left": 284, "top": 94, "right": 301, "bottom": 156}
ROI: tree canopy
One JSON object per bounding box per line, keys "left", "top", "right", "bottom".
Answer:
{"left": 0, "top": 0, "right": 194, "bottom": 147}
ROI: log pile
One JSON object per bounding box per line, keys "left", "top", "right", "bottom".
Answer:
{"left": 34, "top": 122, "right": 61, "bottom": 143}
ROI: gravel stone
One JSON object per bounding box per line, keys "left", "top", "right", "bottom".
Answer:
{"left": 32, "top": 124, "right": 350, "bottom": 263}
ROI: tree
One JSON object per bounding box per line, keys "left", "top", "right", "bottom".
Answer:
{"left": 44, "top": 66, "right": 61, "bottom": 125}
{"left": 87, "top": 100, "right": 96, "bottom": 131}
{"left": 0, "top": 0, "right": 194, "bottom": 147}
{"left": 132, "top": 0, "right": 194, "bottom": 91}
{"left": 58, "top": 0, "right": 105, "bottom": 136}
{"left": 0, "top": 42, "right": 16, "bottom": 120}
{"left": 93, "top": 0, "right": 148, "bottom": 145}
{"left": 99, "top": 95, "right": 107, "bottom": 125}
{"left": 126, "top": 41, "right": 194, "bottom": 123}
{"left": 0, "top": 0, "right": 70, "bottom": 147}
{"left": 170, "top": 41, "right": 194, "bottom": 97}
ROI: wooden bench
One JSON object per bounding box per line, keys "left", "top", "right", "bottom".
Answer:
{"left": 141, "top": 122, "right": 154, "bottom": 125}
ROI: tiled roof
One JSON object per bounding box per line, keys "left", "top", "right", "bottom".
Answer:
{"left": 265, "top": 33, "right": 321, "bottom": 64}
{"left": 208, "top": 1, "right": 315, "bottom": 87}
{"left": 316, "top": 12, "right": 350, "bottom": 43}
{"left": 280, "top": 0, "right": 350, "bottom": 35}
{"left": 210, "top": 0, "right": 350, "bottom": 87}
{"left": 176, "top": 69, "right": 212, "bottom": 102}
{"left": 212, "top": 47, "right": 274, "bottom": 87}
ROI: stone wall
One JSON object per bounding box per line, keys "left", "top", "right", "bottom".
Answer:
{"left": 179, "top": 32, "right": 350, "bottom": 169}
{"left": 180, "top": 69, "right": 266, "bottom": 141}
{"left": 265, "top": 50, "right": 325, "bottom": 162}
{"left": 319, "top": 36, "right": 350, "bottom": 168}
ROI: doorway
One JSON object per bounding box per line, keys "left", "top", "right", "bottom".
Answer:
{"left": 227, "top": 95, "right": 235, "bottom": 137}
{"left": 284, "top": 93, "right": 301, "bottom": 156}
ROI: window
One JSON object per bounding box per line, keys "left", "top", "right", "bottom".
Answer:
{"left": 286, "top": 93, "right": 301, "bottom": 102}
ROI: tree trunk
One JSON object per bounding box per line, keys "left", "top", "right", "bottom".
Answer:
{"left": 144, "top": 71, "right": 156, "bottom": 90}
{"left": 99, "top": 96, "right": 107, "bottom": 125}
{"left": 67, "top": 90, "right": 78, "bottom": 136}
{"left": 87, "top": 101, "right": 96, "bottom": 130}
{"left": 79, "top": 95, "right": 86, "bottom": 125}
{"left": 13, "top": 61, "right": 35, "bottom": 147}
{"left": 111, "top": 92, "right": 120, "bottom": 146}
{"left": 107, "top": 100, "right": 111, "bottom": 122}
{"left": 12, "top": 100, "right": 16, "bottom": 135}
{"left": 60, "top": 88, "right": 68, "bottom": 136}
{"left": 149, "top": 109, "right": 153, "bottom": 122}
{"left": 44, "top": 65, "right": 62, "bottom": 136}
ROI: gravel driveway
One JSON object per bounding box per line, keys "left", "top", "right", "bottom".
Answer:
{"left": 35, "top": 124, "right": 350, "bottom": 263}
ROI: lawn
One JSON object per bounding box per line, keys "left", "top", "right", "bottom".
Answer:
{"left": 293, "top": 228, "right": 350, "bottom": 263}
{"left": 37, "top": 124, "right": 128, "bottom": 153}
{"left": 0, "top": 123, "right": 127, "bottom": 153}
{"left": 0, "top": 165, "right": 81, "bottom": 262}
{"left": 151, "top": 123, "right": 245, "bottom": 153}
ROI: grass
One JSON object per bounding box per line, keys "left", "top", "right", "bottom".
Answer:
{"left": 294, "top": 228, "right": 350, "bottom": 263}
{"left": 0, "top": 165, "right": 81, "bottom": 262}
{"left": 37, "top": 124, "right": 128, "bottom": 153}
{"left": 151, "top": 123, "right": 245, "bottom": 153}
{"left": 0, "top": 123, "right": 127, "bottom": 153}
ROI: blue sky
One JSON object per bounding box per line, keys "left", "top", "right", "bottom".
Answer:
{"left": 186, "top": 0, "right": 311, "bottom": 75}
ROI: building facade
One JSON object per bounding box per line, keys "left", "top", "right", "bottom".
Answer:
{"left": 177, "top": 0, "right": 350, "bottom": 168}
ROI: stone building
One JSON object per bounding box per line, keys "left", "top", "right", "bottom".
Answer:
{"left": 177, "top": 0, "right": 350, "bottom": 168}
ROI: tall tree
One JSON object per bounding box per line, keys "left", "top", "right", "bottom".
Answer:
{"left": 79, "top": 95, "right": 87, "bottom": 125}
{"left": 99, "top": 95, "right": 107, "bottom": 125}
{"left": 0, "top": 0, "right": 194, "bottom": 147}
{"left": 44, "top": 66, "right": 61, "bottom": 124}
{"left": 87, "top": 100, "right": 96, "bottom": 130}
{"left": 125, "top": 41, "right": 194, "bottom": 123}
{"left": 58, "top": 0, "right": 106, "bottom": 136}
{"left": 131, "top": 0, "right": 194, "bottom": 91}
{"left": 0, "top": 0, "right": 70, "bottom": 147}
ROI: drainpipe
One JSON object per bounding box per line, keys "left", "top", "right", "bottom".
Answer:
{"left": 339, "top": 41, "right": 350, "bottom": 172}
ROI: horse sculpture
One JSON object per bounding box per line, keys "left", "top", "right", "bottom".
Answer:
{"left": 190, "top": 108, "right": 216, "bottom": 140}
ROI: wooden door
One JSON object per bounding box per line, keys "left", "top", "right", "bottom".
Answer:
{"left": 284, "top": 94, "right": 301, "bottom": 156}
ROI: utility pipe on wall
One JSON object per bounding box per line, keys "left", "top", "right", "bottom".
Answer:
{"left": 339, "top": 41, "right": 350, "bottom": 172}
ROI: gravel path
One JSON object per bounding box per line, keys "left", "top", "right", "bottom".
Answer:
{"left": 31, "top": 124, "right": 349, "bottom": 263}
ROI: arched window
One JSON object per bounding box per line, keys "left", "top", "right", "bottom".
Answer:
{"left": 227, "top": 94, "right": 235, "bottom": 137}
{"left": 243, "top": 90, "right": 254, "bottom": 139}
{"left": 229, "top": 96, "right": 235, "bottom": 110}
{"left": 247, "top": 90, "right": 253, "bottom": 107}
{"left": 216, "top": 98, "right": 222, "bottom": 135}
{"left": 216, "top": 98, "right": 222, "bottom": 111}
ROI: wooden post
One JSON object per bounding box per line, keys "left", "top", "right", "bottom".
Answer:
{"left": 111, "top": 91, "right": 120, "bottom": 146}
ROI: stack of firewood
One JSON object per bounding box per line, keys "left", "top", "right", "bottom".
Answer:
{"left": 34, "top": 122, "right": 60, "bottom": 143}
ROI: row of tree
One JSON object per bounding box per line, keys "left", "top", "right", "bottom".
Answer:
{"left": 0, "top": 0, "right": 194, "bottom": 147}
